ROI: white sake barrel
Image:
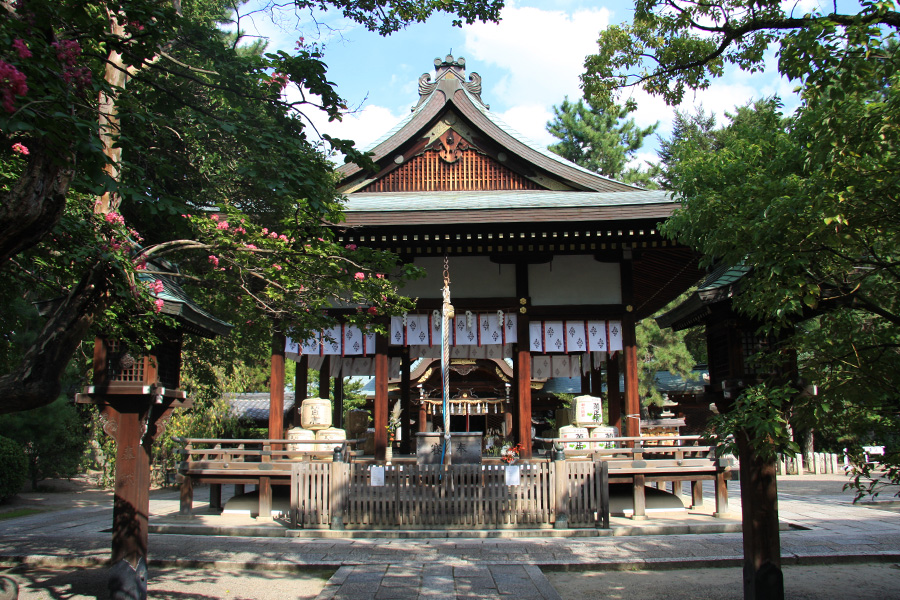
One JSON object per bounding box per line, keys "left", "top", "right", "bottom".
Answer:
{"left": 286, "top": 427, "right": 315, "bottom": 452}
{"left": 316, "top": 427, "right": 346, "bottom": 453}
{"left": 558, "top": 425, "right": 590, "bottom": 450}
{"left": 300, "top": 397, "right": 332, "bottom": 430}
{"left": 573, "top": 395, "right": 603, "bottom": 426}
{"left": 590, "top": 426, "right": 619, "bottom": 450}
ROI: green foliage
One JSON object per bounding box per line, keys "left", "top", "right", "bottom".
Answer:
{"left": 706, "top": 384, "right": 801, "bottom": 462}
{"left": 0, "top": 398, "right": 90, "bottom": 489}
{"left": 637, "top": 296, "right": 698, "bottom": 407}
{"left": 599, "top": 0, "right": 900, "bottom": 494}
{"left": 0, "top": 436, "right": 27, "bottom": 501}
{"left": 546, "top": 97, "right": 659, "bottom": 187}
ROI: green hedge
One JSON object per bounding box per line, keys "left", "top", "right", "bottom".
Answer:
{"left": 0, "top": 436, "right": 27, "bottom": 501}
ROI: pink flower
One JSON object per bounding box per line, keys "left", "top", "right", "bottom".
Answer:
{"left": 354, "top": 272, "right": 365, "bottom": 280}
{"left": 245, "top": 243, "right": 257, "bottom": 250}
{"left": 105, "top": 212, "right": 125, "bottom": 225}
{"left": 208, "top": 255, "right": 219, "bottom": 267}
{"left": 12, "top": 39, "right": 31, "bottom": 59}
{"left": 235, "top": 227, "right": 246, "bottom": 234}
{"left": 376, "top": 274, "right": 384, "bottom": 279}
{"left": 279, "top": 234, "right": 288, "bottom": 242}
{"left": 147, "top": 279, "right": 164, "bottom": 294}
{"left": 345, "top": 244, "right": 357, "bottom": 250}
{"left": 11, "top": 142, "right": 28, "bottom": 155}
{"left": 134, "top": 260, "right": 147, "bottom": 270}
{"left": 273, "top": 264, "right": 282, "bottom": 270}
{"left": 216, "top": 221, "right": 229, "bottom": 230}
{"left": 367, "top": 306, "right": 378, "bottom": 315}
{"left": 0, "top": 59, "right": 28, "bottom": 113}
{"left": 261, "top": 228, "right": 268, "bottom": 235}
{"left": 269, "top": 232, "right": 277, "bottom": 239}
{"left": 154, "top": 298, "right": 165, "bottom": 313}
{"left": 210, "top": 214, "right": 219, "bottom": 221}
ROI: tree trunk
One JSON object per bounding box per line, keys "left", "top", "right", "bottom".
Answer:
{"left": 0, "top": 262, "right": 112, "bottom": 414}
{"left": 0, "top": 142, "right": 74, "bottom": 267}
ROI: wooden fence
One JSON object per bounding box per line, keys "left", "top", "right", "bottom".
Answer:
{"left": 292, "top": 462, "right": 591, "bottom": 529}
{"left": 776, "top": 452, "right": 844, "bottom": 476}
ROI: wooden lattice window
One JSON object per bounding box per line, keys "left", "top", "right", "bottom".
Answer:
{"left": 363, "top": 149, "right": 542, "bottom": 192}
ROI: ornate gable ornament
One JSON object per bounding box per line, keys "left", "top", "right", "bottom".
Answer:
{"left": 413, "top": 54, "right": 487, "bottom": 112}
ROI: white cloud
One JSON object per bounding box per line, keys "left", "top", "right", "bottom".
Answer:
{"left": 461, "top": 3, "right": 611, "bottom": 110}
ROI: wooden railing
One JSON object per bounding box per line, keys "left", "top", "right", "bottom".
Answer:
{"left": 176, "top": 435, "right": 731, "bottom": 527}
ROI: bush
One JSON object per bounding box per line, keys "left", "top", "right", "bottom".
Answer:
{"left": 0, "top": 436, "right": 27, "bottom": 501}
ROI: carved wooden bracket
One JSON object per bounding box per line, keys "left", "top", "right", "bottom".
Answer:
{"left": 437, "top": 129, "right": 470, "bottom": 164}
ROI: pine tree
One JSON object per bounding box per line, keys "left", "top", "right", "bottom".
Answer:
{"left": 546, "top": 97, "right": 659, "bottom": 187}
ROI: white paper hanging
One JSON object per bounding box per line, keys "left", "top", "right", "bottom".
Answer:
{"left": 551, "top": 355, "right": 572, "bottom": 378}
{"left": 608, "top": 320, "right": 624, "bottom": 352}
{"left": 565, "top": 321, "right": 588, "bottom": 353}
{"left": 532, "top": 355, "right": 551, "bottom": 378}
{"left": 390, "top": 357, "right": 401, "bottom": 379}
{"left": 307, "top": 355, "right": 325, "bottom": 371}
{"left": 329, "top": 356, "right": 343, "bottom": 378}
{"left": 468, "top": 345, "right": 487, "bottom": 359}
{"left": 544, "top": 321, "right": 565, "bottom": 353}
{"left": 481, "top": 312, "right": 504, "bottom": 346}
{"left": 347, "top": 357, "right": 373, "bottom": 376}
{"left": 454, "top": 314, "right": 478, "bottom": 345}
{"left": 407, "top": 314, "right": 430, "bottom": 346}
{"left": 322, "top": 325, "right": 342, "bottom": 355}
{"left": 343, "top": 325, "right": 364, "bottom": 356}
{"left": 587, "top": 320, "right": 607, "bottom": 352}
{"left": 529, "top": 321, "right": 543, "bottom": 353}
{"left": 504, "top": 313, "right": 518, "bottom": 344}
{"left": 364, "top": 330, "right": 376, "bottom": 355}
{"left": 300, "top": 334, "right": 321, "bottom": 356}
{"left": 390, "top": 315, "right": 405, "bottom": 346}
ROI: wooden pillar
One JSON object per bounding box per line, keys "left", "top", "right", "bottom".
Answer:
{"left": 318, "top": 356, "right": 331, "bottom": 400}
{"left": 333, "top": 369, "right": 344, "bottom": 429}
{"left": 269, "top": 329, "right": 286, "bottom": 440}
{"left": 293, "top": 355, "right": 308, "bottom": 426}
{"left": 400, "top": 347, "right": 412, "bottom": 454}
{"left": 620, "top": 255, "right": 640, "bottom": 437}
{"left": 515, "top": 315, "right": 532, "bottom": 458}
{"left": 738, "top": 432, "right": 784, "bottom": 600}
{"left": 111, "top": 403, "right": 151, "bottom": 566}
{"left": 374, "top": 332, "right": 389, "bottom": 461}
{"left": 607, "top": 354, "right": 622, "bottom": 433}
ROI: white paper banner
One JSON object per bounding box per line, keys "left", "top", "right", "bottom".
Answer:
{"left": 608, "top": 320, "right": 623, "bottom": 352}
{"left": 390, "top": 316, "right": 405, "bottom": 346}
{"left": 454, "top": 315, "right": 478, "bottom": 345}
{"left": 301, "top": 335, "right": 321, "bottom": 356}
{"left": 329, "top": 356, "right": 343, "bottom": 378}
{"left": 529, "top": 321, "right": 544, "bottom": 353}
{"left": 343, "top": 326, "right": 363, "bottom": 356}
{"left": 480, "top": 313, "right": 503, "bottom": 346}
{"left": 407, "top": 314, "right": 430, "bottom": 346}
{"left": 543, "top": 321, "right": 565, "bottom": 353}
{"left": 504, "top": 313, "right": 518, "bottom": 344}
{"left": 322, "top": 325, "right": 342, "bottom": 355}
{"left": 370, "top": 466, "right": 385, "bottom": 487}
{"left": 565, "top": 321, "right": 587, "bottom": 353}
{"left": 587, "top": 321, "right": 607, "bottom": 352}
{"left": 532, "top": 355, "right": 551, "bottom": 379}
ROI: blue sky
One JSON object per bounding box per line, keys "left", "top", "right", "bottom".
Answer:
{"left": 236, "top": 0, "right": 807, "bottom": 165}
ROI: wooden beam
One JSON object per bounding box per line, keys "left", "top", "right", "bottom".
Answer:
{"left": 400, "top": 347, "right": 412, "bottom": 454}
{"left": 318, "top": 356, "right": 331, "bottom": 400}
{"left": 293, "top": 355, "right": 308, "bottom": 427}
{"left": 516, "top": 315, "right": 532, "bottom": 458}
{"left": 620, "top": 257, "right": 640, "bottom": 437}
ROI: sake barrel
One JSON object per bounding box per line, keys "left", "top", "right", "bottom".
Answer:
{"left": 316, "top": 427, "right": 346, "bottom": 453}
{"left": 573, "top": 395, "right": 603, "bottom": 426}
{"left": 300, "top": 397, "right": 332, "bottom": 430}
{"left": 286, "top": 427, "right": 315, "bottom": 452}
{"left": 590, "top": 426, "right": 619, "bottom": 450}
{"left": 558, "top": 425, "right": 590, "bottom": 450}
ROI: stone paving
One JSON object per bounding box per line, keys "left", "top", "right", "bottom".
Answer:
{"left": 1, "top": 475, "right": 898, "bottom": 599}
